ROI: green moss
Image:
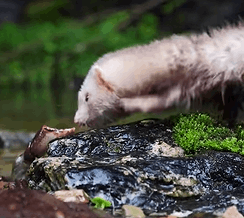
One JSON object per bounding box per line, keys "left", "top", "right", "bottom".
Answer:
{"left": 173, "top": 113, "right": 244, "bottom": 155}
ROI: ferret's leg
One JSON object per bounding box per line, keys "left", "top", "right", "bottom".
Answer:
{"left": 223, "top": 84, "right": 244, "bottom": 128}
{"left": 121, "top": 87, "right": 183, "bottom": 113}
{"left": 121, "top": 96, "right": 162, "bottom": 113}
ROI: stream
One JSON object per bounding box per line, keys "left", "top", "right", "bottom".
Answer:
{"left": 0, "top": 87, "right": 77, "bottom": 177}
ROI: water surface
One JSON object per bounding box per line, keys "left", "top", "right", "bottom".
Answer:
{"left": 0, "top": 87, "right": 78, "bottom": 132}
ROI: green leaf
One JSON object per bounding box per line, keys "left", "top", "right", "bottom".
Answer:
{"left": 91, "top": 197, "right": 111, "bottom": 209}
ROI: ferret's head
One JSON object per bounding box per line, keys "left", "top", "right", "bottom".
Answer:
{"left": 74, "top": 65, "right": 126, "bottom": 128}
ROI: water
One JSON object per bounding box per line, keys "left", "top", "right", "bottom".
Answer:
{"left": 0, "top": 87, "right": 78, "bottom": 132}
{"left": 0, "top": 87, "right": 78, "bottom": 177}
{"left": 0, "top": 87, "right": 175, "bottom": 132}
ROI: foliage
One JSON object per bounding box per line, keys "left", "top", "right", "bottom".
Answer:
{"left": 162, "top": 0, "right": 187, "bottom": 15}
{"left": 173, "top": 113, "right": 244, "bottom": 155}
{"left": 26, "top": 0, "right": 70, "bottom": 22}
{"left": 0, "top": 10, "right": 159, "bottom": 88}
{"left": 90, "top": 197, "right": 111, "bottom": 209}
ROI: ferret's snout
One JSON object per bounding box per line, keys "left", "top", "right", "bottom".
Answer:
{"left": 74, "top": 112, "right": 87, "bottom": 127}
{"left": 74, "top": 112, "right": 78, "bottom": 124}
{"left": 74, "top": 111, "right": 81, "bottom": 125}
{"left": 74, "top": 120, "right": 86, "bottom": 127}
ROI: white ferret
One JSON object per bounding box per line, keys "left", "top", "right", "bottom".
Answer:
{"left": 74, "top": 23, "right": 244, "bottom": 128}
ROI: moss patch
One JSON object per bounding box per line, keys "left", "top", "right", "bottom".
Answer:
{"left": 172, "top": 113, "right": 244, "bottom": 155}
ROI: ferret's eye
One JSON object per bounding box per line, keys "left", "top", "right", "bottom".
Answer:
{"left": 85, "top": 93, "right": 89, "bottom": 102}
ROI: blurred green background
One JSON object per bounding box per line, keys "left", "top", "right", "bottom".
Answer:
{"left": 0, "top": 0, "right": 244, "bottom": 132}
{"left": 0, "top": 0, "right": 244, "bottom": 177}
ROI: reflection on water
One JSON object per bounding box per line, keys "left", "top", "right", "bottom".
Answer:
{"left": 0, "top": 87, "right": 78, "bottom": 132}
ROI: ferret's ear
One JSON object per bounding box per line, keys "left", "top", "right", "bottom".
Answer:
{"left": 94, "top": 66, "right": 114, "bottom": 92}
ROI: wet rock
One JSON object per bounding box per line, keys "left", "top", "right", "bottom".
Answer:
{"left": 26, "top": 120, "right": 244, "bottom": 216}
{"left": 122, "top": 205, "right": 145, "bottom": 218}
{"left": 27, "top": 151, "right": 244, "bottom": 216}
{"left": 12, "top": 125, "right": 75, "bottom": 180}
{"left": 223, "top": 206, "right": 243, "bottom": 218}
{"left": 54, "top": 189, "right": 90, "bottom": 203}
{"left": 0, "top": 188, "right": 103, "bottom": 218}
{"left": 24, "top": 125, "right": 75, "bottom": 164}
{"left": 0, "top": 177, "right": 32, "bottom": 191}
{"left": 12, "top": 153, "right": 31, "bottom": 180}
{"left": 0, "top": 181, "right": 7, "bottom": 190}
{"left": 0, "top": 130, "right": 35, "bottom": 149}
{"left": 47, "top": 119, "right": 181, "bottom": 158}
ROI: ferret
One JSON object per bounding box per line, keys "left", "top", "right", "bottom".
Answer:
{"left": 74, "top": 23, "right": 244, "bottom": 128}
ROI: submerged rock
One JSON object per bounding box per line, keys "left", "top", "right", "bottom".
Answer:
{"left": 26, "top": 120, "right": 244, "bottom": 216}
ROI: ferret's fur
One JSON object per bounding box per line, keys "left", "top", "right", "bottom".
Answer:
{"left": 74, "top": 23, "right": 244, "bottom": 128}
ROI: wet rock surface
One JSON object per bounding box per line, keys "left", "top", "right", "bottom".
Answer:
{"left": 47, "top": 119, "right": 180, "bottom": 158}
{"left": 26, "top": 120, "right": 244, "bottom": 216}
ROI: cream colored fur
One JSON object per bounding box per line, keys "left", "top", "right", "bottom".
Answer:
{"left": 74, "top": 23, "right": 244, "bottom": 127}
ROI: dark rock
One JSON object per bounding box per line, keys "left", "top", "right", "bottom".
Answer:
{"left": 47, "top": 119, "right": 180, "bottom": 157}
{"left": 28, "top": 151, "right": 244, "bottom": 216}
{"left": 26, "top": 120, "right": 244, "bottom": 216}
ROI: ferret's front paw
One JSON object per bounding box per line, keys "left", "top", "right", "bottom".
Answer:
{"left": 120, "top": 98, "right": 140, "bottom": 113}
